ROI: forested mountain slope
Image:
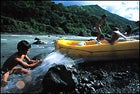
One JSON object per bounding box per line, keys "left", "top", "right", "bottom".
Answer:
{"left": 1, "top": 1, "right": 137, "bottom": 35}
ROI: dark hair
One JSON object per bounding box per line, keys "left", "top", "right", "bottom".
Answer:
{"left": 102, "top": 14, "right": 107, "bottom": 18}
{"left": 17, "top": 40, "right": 31, "bottom": 51}
{"left": 127, "top": 25, "right": 131, "bottom": 28}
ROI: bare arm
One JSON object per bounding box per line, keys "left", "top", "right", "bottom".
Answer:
{"left": 25, "top": 55, "right": 31, "bottom": 62}
{"left": 25, "top": 55, "right": 39, "bottom": 64}
{"left": 16, "top": 57, "right": 41, "bottom": 68}
{"left": 113, "top": 31, "right": 127, "bottom": 40}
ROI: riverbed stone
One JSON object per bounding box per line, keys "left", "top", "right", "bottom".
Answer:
{"left": 42, "top": 64, "right": 77, "bottom": 93}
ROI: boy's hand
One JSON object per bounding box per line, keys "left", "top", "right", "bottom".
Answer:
{"left": 40, "top": 59, "right": 43, "bottom": 63}
{"left": 28, "top": 60, "right": 36, "bottom": 64}
{"left": 36, "top": 59, "right": 43, "bottom": 63}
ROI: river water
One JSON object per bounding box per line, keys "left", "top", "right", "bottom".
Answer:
{"left": 1, "top": 34, "right": 94, "bottom": 65}
{"left": 1, "top": 34, "right": 94, "bottom": 93}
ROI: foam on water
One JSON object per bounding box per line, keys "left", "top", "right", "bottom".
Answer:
{"left": 1, "top": 39, "right": 7, "bottom": 43}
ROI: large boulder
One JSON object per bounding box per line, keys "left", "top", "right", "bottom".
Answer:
{"left": 42, "top": 65, "right": 77, "bottom": 93}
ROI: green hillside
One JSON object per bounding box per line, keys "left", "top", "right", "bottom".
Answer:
{"left": 1, "top": 1, "right": 137, "bottom": 36}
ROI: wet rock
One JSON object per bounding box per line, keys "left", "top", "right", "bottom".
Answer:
{"left": 93, "top": 80, "right": 104, "bottom": 89}
{"left": 74, "top": 88, "right": 80, "bottom": 94}
{"left": 67, "top": 66, "right": 78, "bottom": 75}
{"left": 42, "top": 65, "right": 77, "bottom": 93}
{"left": 92, "top": 70, "right": 106, "bottom": 80}
{"left": 113, "top": 71, "right": 129, "bottom": 80}
{"left": 33, "top": 38, "right": 46, "bottom": 44}
{"left": 81, "top": 77, "right": 89, "bottom": 83}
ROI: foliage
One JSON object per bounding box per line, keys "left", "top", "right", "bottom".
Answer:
{"left": 1, "top": 1, "right": 137, "bottom": 35}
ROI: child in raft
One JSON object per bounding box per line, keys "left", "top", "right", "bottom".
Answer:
{"left": 106, "top": 27, "right": 127, "bottom": 45}
{"left": 88, "top": 27, "right": 127, "bottom": 45}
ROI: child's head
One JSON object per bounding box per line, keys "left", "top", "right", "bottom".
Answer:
{"left": 102, "top": 14, "right": 107, "bottom": 19}
{"left": 17, "top": 40, "right": 31, "bottom": 54}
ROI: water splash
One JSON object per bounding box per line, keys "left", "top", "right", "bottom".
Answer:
{"left": 1, "top": 51, "right": 83, "bottom": 93}
{"left": 31, "top": 51, "right": 76, "bottom": 78}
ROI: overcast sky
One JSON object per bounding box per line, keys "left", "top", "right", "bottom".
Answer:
{"left": 53, "top": 1, "right": 139, "bottom": 21}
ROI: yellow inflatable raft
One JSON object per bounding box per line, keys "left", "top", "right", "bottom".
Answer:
{"left": 55, "top": 39, "right": 139, "bottom": 60}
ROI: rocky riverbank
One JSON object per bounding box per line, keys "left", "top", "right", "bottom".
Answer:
{"left": 41, "top": 58, "right": 139, "bottom": 93}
